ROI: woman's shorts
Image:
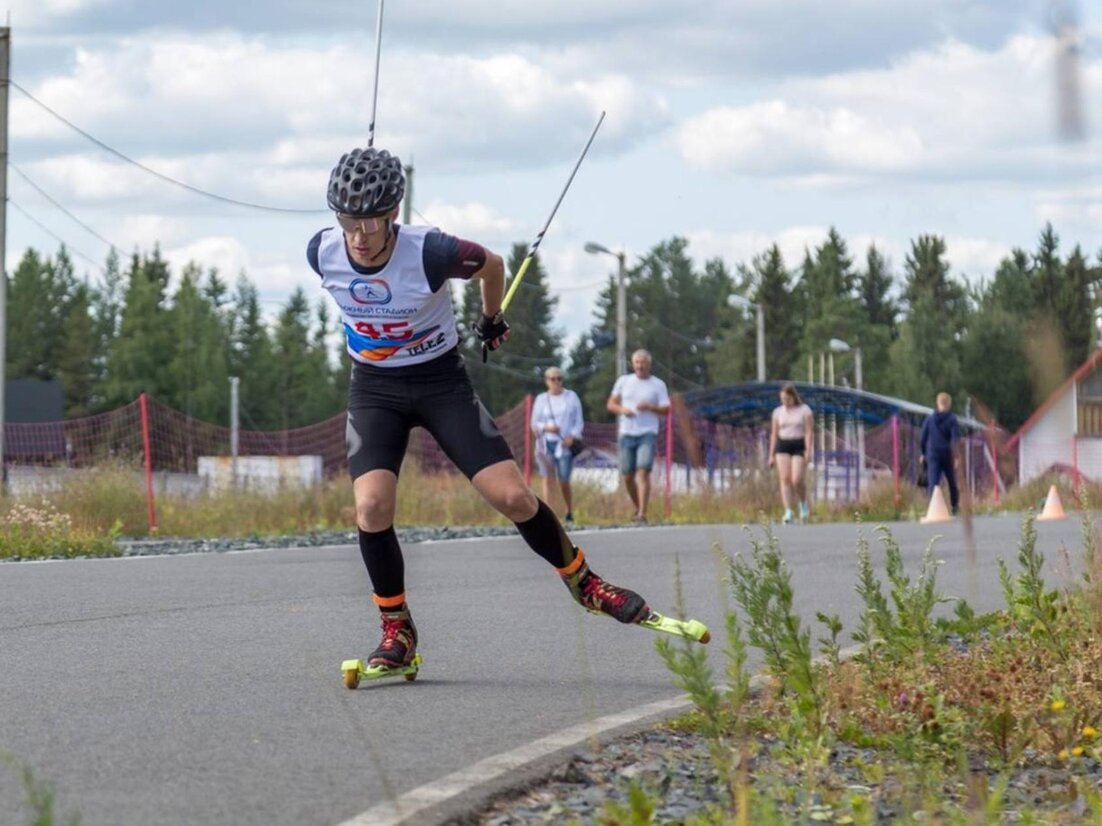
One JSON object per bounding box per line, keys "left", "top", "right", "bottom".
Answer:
{"left": 535, "top": 438, "right": 575, "bottom": 481}
{"left": 346, "top": 347, "right": 515, "bottom": 480}
{"left": 774, "top": 437, "right": 806, "bottom": 457}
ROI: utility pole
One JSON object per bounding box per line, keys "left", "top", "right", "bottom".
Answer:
{"left": 755, "top": 304, "right": 765, "bottom": 381}
{"left": 0, "top": 27, "right": 10, "bottom": 492}
{"left": 402, "top": 162, "right": 413, "bottom": 225}
{"left": 615, "top": 251, "right": 626, "bottom": 377}
{"left": 230, "top": 376, "right": 240, "bottom": 489}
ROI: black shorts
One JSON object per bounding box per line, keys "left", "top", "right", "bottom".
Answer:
{"left": 774, "top": 438, "right": 806, "bottom": 457}
{"left": 346, "top": 347, "right": 515, "bottom": 480}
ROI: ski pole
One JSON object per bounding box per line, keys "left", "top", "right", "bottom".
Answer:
{"left": 367, "top": 0, "right": 385, "bottom": 147}
{"left": 500, "top": 110, "right": 605, "bottom": 313}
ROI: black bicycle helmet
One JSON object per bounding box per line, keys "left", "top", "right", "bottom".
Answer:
{"left": 326, "top": 147, "right": 405, "bottom": 215}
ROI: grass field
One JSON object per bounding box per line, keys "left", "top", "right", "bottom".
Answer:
{"left": 0, "top": 464, "right": 1096, "bottom": 560}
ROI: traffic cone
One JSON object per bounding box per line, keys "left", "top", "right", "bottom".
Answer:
{"left": 1037, "top": 485, "right": 1067, "bottom": 521}
{"left": 921, "top": 486, "right": 953, "bottom": 523}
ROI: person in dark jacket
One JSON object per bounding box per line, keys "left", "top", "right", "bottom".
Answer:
{"left": 920, "top": 392, "right": 961, "bottom": 515}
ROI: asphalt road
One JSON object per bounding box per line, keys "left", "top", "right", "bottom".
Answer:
{"left": 0, "top": 515, "right": 1088, "bottom": 825}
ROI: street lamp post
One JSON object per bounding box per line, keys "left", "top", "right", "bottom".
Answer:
{"left": 829, "top": 338, "right": 862, "bottom": 391}
{"left": 584, "top": 242, "right": 627, "bottom": 376}
{"left": 829, "top": 338, "right": 865, "bottom": 497}
{"left": 728, "top": 293, "right": 765, "bottom": 382}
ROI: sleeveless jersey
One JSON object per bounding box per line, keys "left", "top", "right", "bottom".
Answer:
{"left": 314, "top": 224, "right": 458, "bottom": 366}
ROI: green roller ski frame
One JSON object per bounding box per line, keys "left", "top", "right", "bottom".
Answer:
{"left": 639, "top": 611, "right": 711, "bottom": 644}
{"left": 341, "top": 653, "right": 423, "bottom": 689}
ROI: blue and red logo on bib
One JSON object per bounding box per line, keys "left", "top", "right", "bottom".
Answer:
{"left": 348, "top": 278, "right": 393, "bottom": 305}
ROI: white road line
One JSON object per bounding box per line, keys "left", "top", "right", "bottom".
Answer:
{"left": 335, "top": 693, "right": 692, "bottom": 826}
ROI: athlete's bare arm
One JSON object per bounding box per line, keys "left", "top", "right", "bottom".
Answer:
{"left": 469, "top": 251, "right": 505, "bottom": 316}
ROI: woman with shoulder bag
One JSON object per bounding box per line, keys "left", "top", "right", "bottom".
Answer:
{"left": 531, "top": 367, "right": 585, "bottom": 524}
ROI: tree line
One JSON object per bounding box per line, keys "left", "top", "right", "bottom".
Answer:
{"left": 5, "top": 224, "right": 1099, "bottom": 432}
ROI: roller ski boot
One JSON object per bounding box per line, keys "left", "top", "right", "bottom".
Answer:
{"left": 559, "top": 550, "right": 710, "bottom": 644}
{"left": 341, "top": 608, "right": 422, "bottom": 689}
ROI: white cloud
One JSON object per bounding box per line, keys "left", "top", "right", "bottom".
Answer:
{"left": 1035, "top": 186, "right": 1102, "bottom": 232}
{"left": 162, "top": 236, "right": 313, "bottom": 301}
{"left": 113, "top": 214, "right": 187, "bottom": 250}
{"left": 679, "top": 102, "right": 923, "bottom": 175}
{"left": 416, "top": 200, "right": 518, "bottom": 238}
{"left": 163, "top": 236, "right": 250, "bottom": 281}
{"left": 13, "top": 31, "right": 667, "bottom": 180}
{"left": 676, "top": 34, "right": 1102, "bottom": 184}
{"left": 685, "top": 226, "right": 831, "bottom": 270}
{"left": 943, "top": 236, "right": 1010, "bottom": 280}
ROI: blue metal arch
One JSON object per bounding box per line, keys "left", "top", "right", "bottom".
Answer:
{"left": 682, "top": 381, "right": 980, "bottom": 430}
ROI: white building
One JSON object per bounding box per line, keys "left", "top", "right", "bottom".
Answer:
{"left": 1008, "top": 348, "right": 1102, "bottom": 484}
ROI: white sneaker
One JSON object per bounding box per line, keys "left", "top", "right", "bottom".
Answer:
{"left": 782, "top": 509, "right": 794, "bottom": 524}
{"left": 799, "top": 502, "right": 810, "bottom": 522}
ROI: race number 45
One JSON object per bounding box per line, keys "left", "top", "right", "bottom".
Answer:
{"left": 354, "top": 321, "right": 412, "bottom": 341}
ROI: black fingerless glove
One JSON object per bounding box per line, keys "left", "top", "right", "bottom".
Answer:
{"left": 473, "top": 312, "right": 511, "bottom": 362}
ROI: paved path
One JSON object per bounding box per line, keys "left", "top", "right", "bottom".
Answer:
{"left": 0, "top": 516, "right": 1087, "bottom": 825}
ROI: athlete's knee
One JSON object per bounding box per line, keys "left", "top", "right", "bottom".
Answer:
{"left": 493, "top": 484, "right": 537, "bottom": 520}
{"left": 355, "top": 491, "right": 395, "bottom": 531}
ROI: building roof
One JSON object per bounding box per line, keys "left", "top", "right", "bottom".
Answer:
{"left": 1006, "top": 347, "right": 1102, "bottom": 449}
{"left": 682, "top": 381, "right": 983, "bottom": 430}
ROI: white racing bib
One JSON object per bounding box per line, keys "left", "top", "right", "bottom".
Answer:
{"left": 316, "top": 225, "right": 459, "bottom": 366}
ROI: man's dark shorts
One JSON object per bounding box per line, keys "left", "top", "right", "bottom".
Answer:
{"left": 346, "top": 347, "right": 515, "bottom": 480}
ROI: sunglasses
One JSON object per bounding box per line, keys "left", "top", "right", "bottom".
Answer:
{"left": 546, "top": 376, "right": 563, "bottom": 382}
{"left": 336, "top": 213, "right": 387, "bottom": 235}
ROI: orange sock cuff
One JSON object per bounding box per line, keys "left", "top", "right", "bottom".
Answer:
{"left": 372, "top": 592, "right": 407, "bottom": 609}
{"left": 556, "top": 549, "right": 585, "bottom": 576}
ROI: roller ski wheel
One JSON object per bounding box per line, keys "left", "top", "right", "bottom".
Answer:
{"left": 639, "top": 611, "right": 711, "bottom": 644}
{"left": 340, "top": 653, "right": 423, "bottom": 689}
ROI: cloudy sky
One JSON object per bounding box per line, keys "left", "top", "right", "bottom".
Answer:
{"left": 7, "top": 0, "right": 1101, "bottom": 344}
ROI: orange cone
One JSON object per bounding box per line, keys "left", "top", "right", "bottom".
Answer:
{"left": 1037, "top": 485, "right": 1067, "bottom": 521}
{"left": 921, "top": 486, "right": 953, "bottom": 523}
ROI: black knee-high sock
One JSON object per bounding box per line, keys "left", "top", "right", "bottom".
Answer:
{"left": 513, "top": 499, "right": 576, "bottom": 569}
{"left": 358, "top": 527, "right": 405, "bottom": 599}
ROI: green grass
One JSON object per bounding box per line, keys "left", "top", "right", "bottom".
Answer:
{"left": 645, "top": 509, "right": 1102, "bottom": 824}
{"left": 1, "top": 464, "right": 1094, "bottom": 557}
{"left": 1, "top": 751, "right": 80, "bottom": 826}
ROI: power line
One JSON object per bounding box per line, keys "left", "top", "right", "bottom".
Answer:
{"left": 649, "top": 352, "right": 707, "bottom": 390}
{"left": 10, "top": 162, "right": 119, "bottom": 250}
{"left": 8, "top": 197, "right": 105, "bottom": 273}
{"left": 11, "top": 79, "right": 326, "bottom": 215}
{"left": 632, "top": 306, "right": 713, "bottom": 346}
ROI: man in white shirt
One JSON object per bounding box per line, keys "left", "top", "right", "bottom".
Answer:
{"left": 606, "top": 349, "right": 670, "bottom": 523}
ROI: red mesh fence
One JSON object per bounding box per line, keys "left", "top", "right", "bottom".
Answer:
{"left": 3, "top": 392, "right": 1019, "bottom": 518}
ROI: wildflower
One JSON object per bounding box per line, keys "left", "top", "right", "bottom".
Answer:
{"left": 1083, "top": 726, "right": 1098, "bottom": 738}
{"left": 1073, "top": 747, "right": 1085, "bottom": 757}
{"left": 1051, "top": 700, "right": 1066, "bottom": 712}
{"left": 896, "top": 692, "right": 909, "bottom": 707}
{"left": 1058, "top": 749, "right": 1070, "bottom": 760}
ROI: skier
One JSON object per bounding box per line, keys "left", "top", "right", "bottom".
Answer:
{"left": 310, "top": 147, "right": 669, "bottom": 672}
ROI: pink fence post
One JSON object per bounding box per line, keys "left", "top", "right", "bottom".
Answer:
{"left": 664, "top": 407, "right": 673, "bottom": 520}
{"left": 523, "top": 394, "right": 533, "bottom": 486}
{"left": 891, "top": 414, "right": 900, "bottom": 508}
{"left": 139, "top": 393, "right": 158, "bottom": 534}
{"left": 986, "top": 426, "right": 1000, "bottom": 505}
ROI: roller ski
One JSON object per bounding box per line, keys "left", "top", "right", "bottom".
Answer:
{"left": 559, "top": 550, "right": 710, "bottom": 645}
{"left": 342, "top": 654, "right": 422, "bottom": 688}
{"left": 639, "top": 610, "right": 711, "bottom": 643}
{"left": 341, "top": 607, "right": 421, "bottom": 689}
